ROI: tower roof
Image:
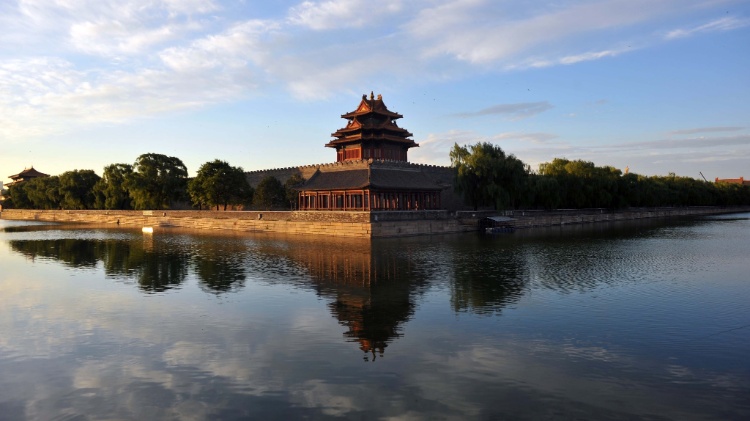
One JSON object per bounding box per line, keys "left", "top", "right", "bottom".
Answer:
{"left": 327, "top": 92, "right": 417, "bottom": 152}
{"left": 8, "top": 166, "right": 49, "bottom": 180}
{"left": 341, "top": 92, "right": 403, "bottom": 119}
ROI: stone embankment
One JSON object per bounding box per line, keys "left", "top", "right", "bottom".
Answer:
{"left": 1, "top": 207, "right": 747, "bottom": 238}
{"left": 497, "top": 207, "right": 750, "bottom": 228}
{"left": 0, "top": 209, "right": 474, "bottom": 238}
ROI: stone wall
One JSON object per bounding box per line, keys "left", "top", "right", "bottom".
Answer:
{"left": 0, "top": 209, "right": 373, "bottom": 238}
{"left": 504, "top": 207, "right": 750, "bottom": 228}
{"left": 2, "top": 206, "right": 747, "bottom": 239}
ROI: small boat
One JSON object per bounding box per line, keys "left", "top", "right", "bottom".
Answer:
{"left": 481, "top": 216, "right": 516, "bottom": 234}
{"left": 142, "top": 227, "right": 154, "bottom": 234}
{"left": 485, "top": 226, "right": 515, "bottom": 234}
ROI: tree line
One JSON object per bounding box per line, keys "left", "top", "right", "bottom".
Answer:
{"left": 5, "top": 153, "right": 302, "bottom": 211}
{"left": 6, "top": 146, "right": 749, "bottom": 212}
{"left": 451, "top": 142, "right": 750, "bottom": 210}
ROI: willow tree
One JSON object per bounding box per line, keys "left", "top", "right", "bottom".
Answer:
{"left": 450, "top": 142, "right": 529, "bottom": 210}
{"left": 94, "top": 163, "right": 134, "bottom": 210}
{"left": 25, "top": 176, "right": 62, "bottom": 209}
{"left": 58, "top": 170, "right": 101, "bottom": 209}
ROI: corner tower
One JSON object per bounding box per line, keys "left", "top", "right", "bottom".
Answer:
{"left": 326, "top": 92, "right": 418, "bottom": 162}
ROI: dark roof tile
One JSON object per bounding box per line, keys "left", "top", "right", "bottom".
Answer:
{"left": 298, "top": 165, "right": 441, "bottom": 191}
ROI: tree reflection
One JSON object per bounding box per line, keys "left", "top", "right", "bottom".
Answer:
{"left": 192, "top": 240, "right": 247, "bottom": 294}
{"left": 9, "top": 235, "right": 189, "bottom": 293}
{"left": 9, "top": 239, "right": 104, "bottom": 268}
{"left": 131, "top": 250, "right": 189, "bottom": 293}
{"left": 449, "top": 240, "right": 529, "bottom": 315}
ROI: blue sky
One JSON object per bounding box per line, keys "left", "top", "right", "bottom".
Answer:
{"left": 1, "top": 0, "right": 748, "bottom": 183}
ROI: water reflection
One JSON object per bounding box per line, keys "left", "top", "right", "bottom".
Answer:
{"left": 10, "top": 236, "right": 191, "bottom": 293}
{"left": 244, "top": 236, "right": 425, "bottom": 361}
{"left": 1, "top": 216, "right": 749, "bottom": 420}
{"left": 6, "top": 230, "right": 428, "bottom": 358}
{"left": 450, "top": 243, "right": 528, "bottom": 314}
{"left": 192, "top": 239, "right": 247, "bottom": 294}
{"left": 10, "top": 238, "right": 103, "bottom": 268}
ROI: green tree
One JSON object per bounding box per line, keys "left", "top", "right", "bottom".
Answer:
{"left": 450, "top": 144, "right": 482, "bottom": 210}
{"left": 188, "top": 160, "right": 253, "bottom": 210}
{"left": 284, "top": 173, "right": 304, "bottom": 209}
{"left": 125, "top": 153, "right": 188, "bottom": 210}
{"left": 450, "top": 142, "right": 529, "bottom": 210}
{"left": 539, "top": 158, "right": 624, "bottom": 208}
{"left": 25, "top": 176, "right": 62, "bottom": 209}
{"left": 253, "top": 176, "right": 286, "bottom": 210}
{"left": 7, "top": 182, "right": 32, "bottom": 208}
{"left": 528, "top": 174, "right": 561, "bottom": 210}
{"left": 59, "top": 170, "right": 100, "bottom": 209}
{"left": 94, "top": 164, "right": 134, "bottom": 210}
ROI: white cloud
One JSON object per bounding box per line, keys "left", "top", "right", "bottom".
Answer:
{"left": 13, "top": 0, "right": 217, "bottom": 57}
{"left": 611, "top": 134, "right": 750, "bottom": 150}
{"left": 162, "top": 0, "right": 219, "bottom": 16}
{"left": 70, "top": 20, "right": 187, "bottom": 57}
{"left": 665, "top": 16, "right": 750, "bottom": 39}
{"left": 159, "top": 19, "right": 278, "bottom": 71}
{"left": 1, "top": 0, "right": 748, "bottom": 144}
{"left": 669, "top": 126, "right": 744, "bottom": 135}
{"left": 559, "top": 49, "right": 623, "bottom": 65}
{"left": 288, "top": 0, "right": 404, "bottom": 30}
{"left": 408, "top": 0, "right": 676, "bottom": 64}
{"left": 452, "top": 102, "right": 553, "bottom": 120}
{"left": 491, "top": 132, "right": 559, "bottom": 144}
{"left": 0, "top": 14, "right": 282, "bottom": 141}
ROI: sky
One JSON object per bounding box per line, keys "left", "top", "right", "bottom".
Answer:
{"left": 1, "top": 0, "right": 748, "bottom": 184}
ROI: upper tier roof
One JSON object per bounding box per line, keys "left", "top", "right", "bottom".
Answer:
{"left": 8, "top": 167, "right": 49, "bottom": 180}
{"left": 341, "top": 92, "right": 403, "bottom": 119}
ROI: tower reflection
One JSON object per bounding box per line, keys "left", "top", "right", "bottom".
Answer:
{"left": 261, "top": 236, "right": 423, "bottom": 361}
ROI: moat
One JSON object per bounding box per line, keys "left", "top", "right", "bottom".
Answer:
{"left": 1, "top": 214, "right": 748, "bottom": 420}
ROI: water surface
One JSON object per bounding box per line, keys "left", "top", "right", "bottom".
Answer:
{"left": 0, "top": 215, "right": 748, "bottom": 420}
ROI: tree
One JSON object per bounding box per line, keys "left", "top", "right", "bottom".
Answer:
{"left": 253, "top": 176, "right": 286, "bottom": 210}
{"left": 25, "top": 176, "right": 62, "bottom": 209}
{"left": 7, "top": 182, "right": 31, "bottom": 209}
{"left": 59, "top": 170, "right": 100, "bottom": 209}
{"left": 528, "top": 175, "right": 561, "bottom": 210}
{"left": 125, "top": 153, "right": 188, "bottom": 210}
{"left": 188, "top": 160, "right": 253, "bottom": 210}
{"left": 284, "top": 173, "right": 305, "bottom": 210}
{"left": 450, "top": 144, "right": 482, "bottom": 210}
{"left": 94, "top": 164, "right": 134, "bottom": 210}
{"left": 450, "top": 142, "right": 529, "bottom": 211}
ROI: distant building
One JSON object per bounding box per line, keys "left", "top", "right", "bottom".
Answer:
{"left": 246, "top": 93, "right": 464, "bottom": 211}
{"left": 715, "top": 177, "right": 750, "bottom": 186}
{"left": 7, "top": 167, "right": 49, "bottom": 187}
